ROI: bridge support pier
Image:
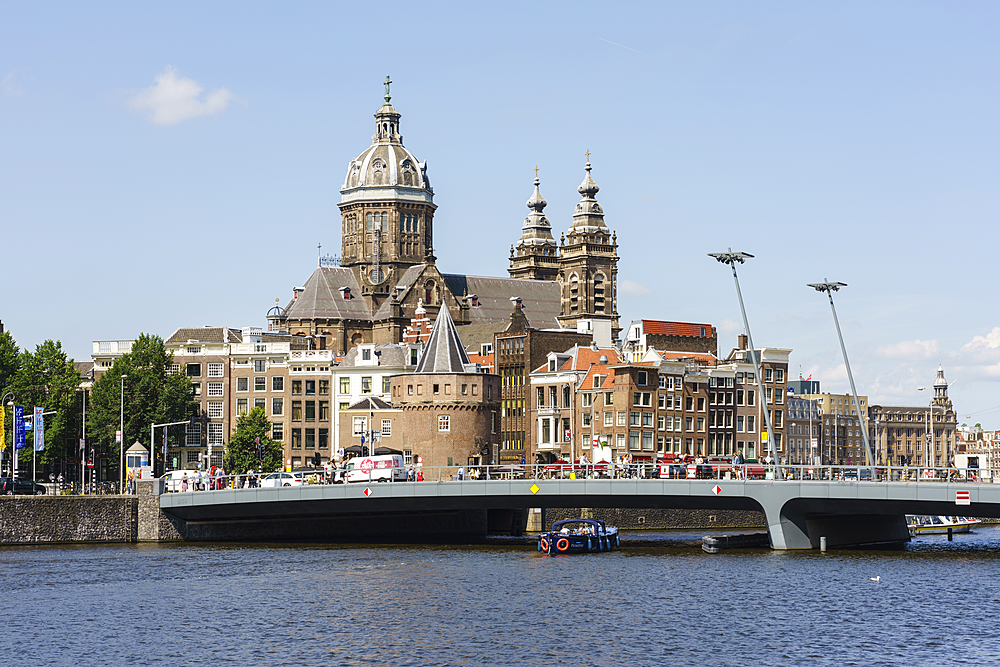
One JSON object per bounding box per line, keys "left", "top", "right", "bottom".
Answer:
{"left": 765, "top": 500, "right": 910, "bottom": 550}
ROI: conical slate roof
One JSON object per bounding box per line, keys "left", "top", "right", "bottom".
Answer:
{"left": 415, "top": 305, "right": 472, "bottom": 373}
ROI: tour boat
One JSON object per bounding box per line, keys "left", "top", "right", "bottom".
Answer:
{"left": 538, "top": 518, "right": 619, "bottom": 555}
{"left": 906, "top": 515, "right": 981, "bottom": 536}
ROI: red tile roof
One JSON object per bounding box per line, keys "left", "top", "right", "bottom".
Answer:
{"left": 642, "top": 320, "right": 714, "bottom": 337}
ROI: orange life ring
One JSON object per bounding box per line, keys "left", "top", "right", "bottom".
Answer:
{"left": 556, "top": 537, "right": 570, "bottom": 552}
{"left": 539, "top": 537, "right": 550, "bottom": 552}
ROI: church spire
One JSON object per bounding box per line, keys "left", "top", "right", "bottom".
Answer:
{"left": 415, "top": 305, "right": 472, "bottom": 373}
{"left": 508, "top": 168, "right": 559, "bottom": 281}
{"left": 569, "top": 152, "right": 608, "bottom": 233}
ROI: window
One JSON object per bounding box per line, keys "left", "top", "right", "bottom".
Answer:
{"left": 404, "top": 449, "right": 413, "bottom": 465}
{"left": 254, "top": 360, "right": 266, "bottom": 373}
{"left": 318, "top": 428, "right": 328, "bottom": 449}
{"left": 339, "top": 377, "right": 350, "bottom": 394}
{"left": 208, "top": 423, "right": 223, "bottom": 446}
{"left": 292, "top": 400, "right": 302, "bottom": 421}
{"left": 362, "top": 377, "right": 373, "bottom": 394}
{"left": 616, "top": 433, "right": 626, "bottom": 449}
{"left": 697, "top": 417, "right": 705, "bottom": 431}
{"left": 254, "top": 398, "right": 266, "bottom": 411}
{"left": 630, "top": 411, "right": 640, "bottom": 427}
{"left": 439, "top": 415, "right": 450, "bottom": 432}
{"left": 642, "top": 412, "right": 653, "bottom": 428}
{"left": 237, "top": 398, "right": 248, "bottom": 415}
{"left": 381, "top": 419, "right": 391, "bottom": 437}
{"left": 186, "top": 451, "right": 200, "bottom": 464}
{"left": 746, "top": 390, "right": 755, "bottom": 406}
{"left": 630, "top": 431, "right": 640, "bottom": 450}
{"left": 292, "top": 380, "right": 302, "bottom": 395}
{"left": 319, "top": 401, "right": 329, "bottom": 421}
{"left": 208, "top": 402, "right": 223, "bottom": 418}
{"left": 382, "top": 377, "right": 392, "bottom": 394}
{"left": 191, "top": 383, "right": 202, "bottom": 397}
{"left": 685, "top": 417, "right": 693, "bottom": 431}
{"left": 697, "top": 397, "right": 705, "bottom": 411}
{"left": 617, "top": 411, "right": 627, "bottom": 426}
{"left": 637, "top": 371, "right": 647, "bottom": 385}
{"left": 319, "top": 379, "right": 329, "bottom": 395}
{"left": 737, "top": 415, "right": 744, "bottom": 432}
{"left": 352, "top": 417, "right": 366, "bottom": 436}
{"left": 775, "top": 369, "right": 784, "bottom": 383}
{"left": 272, "top": 423, "right": 283, "bottom": 442}
{"left": 305, "top": 429, "right": 315, "bottom": 449}
{"left": 208, "top": 382, "right": 223, "bottom": 397}
{"left": 186, "top": 422, "right": 201, "bottom": 446}
{"left": 237, "top": 377, "right": 248, "bottom": 392}
{"left": 765, "top": 368, "right": 773, "bottom": 383}
{"left": 642, "top": 432, "right": 654, "bottom": 451}
{"left": 186, "top": 363, "right": 201, "bottom": 377}
{"left": 747, "top": 415, "right": 756, "bottom": 432}
{"left": 186, "top": 346, "right": 201, "bottom": 355}
{"left": 272, "top": 397, "right": 283, "bottom": 416}
{"left": 169, "top": 363, "right": 180, "bottom": 375}
{"left": 582, "top": 394, "right": 593, "bottom": 407}
{"left": 255, "top": 376, "right": 266, "bottom": 392}
{"left": 583, "top": 413, "right": 592, "bottom": 427}
{"left": 272, "top": 376, "right": 284, "bottom": 391}
{"left": 658, "top": 415, "right": 665, "bottom": 430}
{"left": 658, "top": 376, "right": 666, "bottom": 389}
{"left": 537, "top": 387, "right": 544, "bottom": 407}
{"left": 605, "top": 412, "right": 613, "bottom": 427}
{"left": 305, "top": 380, "right": 316, "bottom": 395}
{"left": 208, "top": 363, "right": 223, "bottom": 377}
{"left": 305, "top": 401, "right": 316, "bottom": 422}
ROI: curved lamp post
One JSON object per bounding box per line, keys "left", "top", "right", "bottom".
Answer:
{"left": 807, "top": 280, "right": 874, "bottom": 468}
{"left": 708, "top": 249, "right": 778, "bottom": 472}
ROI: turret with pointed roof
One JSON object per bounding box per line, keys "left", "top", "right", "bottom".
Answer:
{"left": 415, "top": 305, "right": 476, "bottom": 374}
{"left": 509, "top": 170, "right": 560, "bottom": 282}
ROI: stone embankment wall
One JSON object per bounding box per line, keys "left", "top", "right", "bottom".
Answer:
{"left": 0, "top": 496, "right": 138, "bottom": 544}
{"left": 541, "top": 507, "right": 765, "bottom": 531}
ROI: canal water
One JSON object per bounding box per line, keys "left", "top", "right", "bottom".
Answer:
{"left": 3, "top": 527, "right": 1000, "bottom": 667}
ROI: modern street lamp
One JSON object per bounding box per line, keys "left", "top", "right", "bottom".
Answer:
{"left": 708, "top": 249, "right": 778, "bottom": 472}
{"left": 120, "top": 374, "right": 127, "bottom": 494}
{"left": 807, "top": 280, "right": 874, "bottom": 467}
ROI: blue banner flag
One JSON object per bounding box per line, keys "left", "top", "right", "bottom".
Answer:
{"left": 34, "top": 407, "right": 44, "bottom": 452}
{"left": 14, "top": 406, "right": 26, "bottom": 450}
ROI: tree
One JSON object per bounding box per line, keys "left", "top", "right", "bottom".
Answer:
{"left": 224, "top": 407, "right": 282, "bottom": 473}
{"left": 88, "top": 333, "right": 196, "bottom": 477}
{"left": 9, "top": 340, "right": 82, "bottom": 468}
{"left": 0, "top": 330, "right": 19, "bottom": 464}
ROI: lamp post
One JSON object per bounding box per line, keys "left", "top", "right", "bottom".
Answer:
{"left": 807, "top": 280, "right": 874, "bottom": 468}
{"left": 80, "top": 387, "right": 87, "bottom": 493}
{"left": 918, "top": 380, "right": 956, "bottom": 470}
{"left": 120, "top": 374, "right": 127, "bottom": 494}
{"left": 1, "top": 392, "right": 13, "bottom": 477}
{"left": 708, "top": 249, "right": 778, "bottom": 473}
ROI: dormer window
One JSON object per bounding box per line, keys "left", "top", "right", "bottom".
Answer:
{"left": 548, "top": 359, "right": 556, "bottom": 372}
{"left": 340, "top": 287, "right": 352, "bottom": 300}
{"left": 469, "top": 294, "right": 479, "bottom": 307}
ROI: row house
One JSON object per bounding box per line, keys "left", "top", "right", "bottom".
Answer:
{"left": 786, "top": 396, "right": 821, "bottom": 465}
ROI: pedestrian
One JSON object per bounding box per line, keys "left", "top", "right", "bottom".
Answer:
{"left": 457, "top": 466, "right": 464, "bottom": 481}
{"left": 417, "top": 470, "right": 424, "bottom": 482}
{"left": 181, "top": 474, "right": 189, "bottom": 493}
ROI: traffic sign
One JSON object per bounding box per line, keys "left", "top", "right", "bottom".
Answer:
{"left": 712, "top": 485, "right": 722, "bottom": 495}
{"left": 363, "top": 487, "right": 372, "bottom": 497}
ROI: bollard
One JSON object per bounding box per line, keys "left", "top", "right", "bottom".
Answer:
{"left": 820, "top": 536, "right": 827, "bottom": 552}
{"left": 947, "top": 527, "right": 953, "bottom": 541}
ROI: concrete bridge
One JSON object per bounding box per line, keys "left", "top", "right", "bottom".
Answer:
{"left": 158, "top": 474, "right": 1000, "bottom": 549}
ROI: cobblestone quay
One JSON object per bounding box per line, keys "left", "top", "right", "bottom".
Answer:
{"left": 0, "top": 496, "right": 138, "bottom": 544}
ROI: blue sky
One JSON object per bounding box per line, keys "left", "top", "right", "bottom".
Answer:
{"left": 3, "top": 2, "right": 999, "bottom": 424}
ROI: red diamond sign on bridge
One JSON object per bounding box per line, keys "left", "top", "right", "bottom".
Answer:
{"left": 363, "top": 487, "right": 372, "bottom": 497}
{"left": 712, "top": 485, "right": 722, "bottom": 496}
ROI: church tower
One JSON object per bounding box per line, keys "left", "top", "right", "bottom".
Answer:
{"left": 557, "top": 155, "right": 620, "bottom": 337}
{"left": 339, "top": 77, "right": 437, "bottom": 312}
{"left": 508, "top": 169, "right": 560, "bottom": 281}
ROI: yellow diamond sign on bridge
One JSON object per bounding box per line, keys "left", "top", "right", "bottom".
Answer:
{"left": 530, "top": 484, "right": 540, "bottom": 495}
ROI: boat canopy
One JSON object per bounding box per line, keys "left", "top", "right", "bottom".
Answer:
{"left": 551, "top": 518, "right": 606, "bottom": 531}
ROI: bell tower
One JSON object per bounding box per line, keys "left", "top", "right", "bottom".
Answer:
{"left": 556, "top": 154, "right": 620, "bottom": 338}
{"left": 508, "top": 168, "right": 559, "bottom": 281}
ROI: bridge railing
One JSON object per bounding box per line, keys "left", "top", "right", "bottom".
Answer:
{"left": 157, "top": 462, "right": 996, "bottom": 492}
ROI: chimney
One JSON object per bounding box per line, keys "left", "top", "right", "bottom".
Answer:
{"left": 738, "top": 334, "right": 748, "bottom": 350}
{"left": 293, "top": 287, "right": 305, "bottom": 301}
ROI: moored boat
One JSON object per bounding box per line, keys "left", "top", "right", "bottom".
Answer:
{"left": 906, "top": 515, "right": 980, "bottom": 536}
{"left": 538, "top": 518, "right": 619, "bottom": 555}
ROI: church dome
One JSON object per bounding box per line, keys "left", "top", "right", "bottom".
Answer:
{"left": 341, "top": 80, "right": 432, "bottom": 200}
{"left": 933, "top": 365, "right": 948, "bottom": 388}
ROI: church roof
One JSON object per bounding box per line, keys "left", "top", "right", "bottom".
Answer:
{"left": 443, "top": 274, "right": 562, "bottom": 327}
{"left": 282, "top": 267, "right": 369, "bottom": 321}
{"left": 415, "top": 305, "right": 472, "bottom": 374}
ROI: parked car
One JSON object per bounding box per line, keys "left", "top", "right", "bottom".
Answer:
{"left": 260, "top": 472, "right": 305, "bottom": 488}
{"left": 0, "top": 477, "right": 47, "bottom": 495}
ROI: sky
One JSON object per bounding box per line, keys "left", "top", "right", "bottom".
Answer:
{"left": 2, "top": 2, "right": 999, "bottom": 425}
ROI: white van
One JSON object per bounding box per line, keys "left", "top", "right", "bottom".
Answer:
{"left": 344, "top": 455, "right": 407, "bottom": 483}
{"left": 162, "top": 469, "right": 196, "bottom": 492}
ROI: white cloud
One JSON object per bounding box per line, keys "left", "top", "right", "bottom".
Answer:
{"left": 619, "top": 279, "right": 652, "bottom": 297}
{"left": 961, "top": 327, "right": 1000, "bottom": 354}
{"left": 2, "top": 71, "right": 23, "bottom": 97}
{"left": 875, "top": 338, "right": 939, "bottom": 360}
{"left": 128, "top": 66, "right": 236, "bottom": 125}
{"left": 717, "top": 318, "right": 741, "bottom": 336}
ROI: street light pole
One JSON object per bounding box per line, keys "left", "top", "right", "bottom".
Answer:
{"left": 120, "top": 374, "right": 127, "bottom": 494}
{"left": 708, "top": 249, "right": 777, "bottom": 472}
{"left": 1, "top": 392, "right": 13, "bottom": 478}
{"left": 807, "top": 280, "right": 874, "bottom": 467}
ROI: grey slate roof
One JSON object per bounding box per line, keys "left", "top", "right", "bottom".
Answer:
{"left": 282, "top": 267, "right": 369, "bottom": 321}
{"left": 443, "top": 274, "right": 561, "bottom": 327}
{"left": 345, "top": 396, "right": 393, "bottom": 411}
{"left": 455, "top": 322, "right": 507, "bottom": 353}
{"left": 372, "top": 264, "right": 430, "bottom": 320}
{"left": 166, "top": 327, "right": 243, "bottom": 344}
{"left": 415, "top": 305, "right": 472, "bottom": 374}
{"left": 339, "top": 343, "right": 415, "bottom": 368}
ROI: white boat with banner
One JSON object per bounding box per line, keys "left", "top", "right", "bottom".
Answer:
{"left": 906, "top": 515, "right": 980, "bottom": 536}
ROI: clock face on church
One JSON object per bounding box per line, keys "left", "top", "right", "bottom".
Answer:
{"left": 369, "top": 267, "right": 386, "bottom": 284}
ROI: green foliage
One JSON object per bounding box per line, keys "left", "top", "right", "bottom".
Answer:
{"left": 8, "top": 340, "right": 82, "bottom": 466}
{"left": 0, "top": 330, "right": 19, "bottom": 395}
{"left": 88, "top": 333, "right": 196, "bottom": 475}
{"left": 224, "top": 407, "right": 281, "bottom": 473}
